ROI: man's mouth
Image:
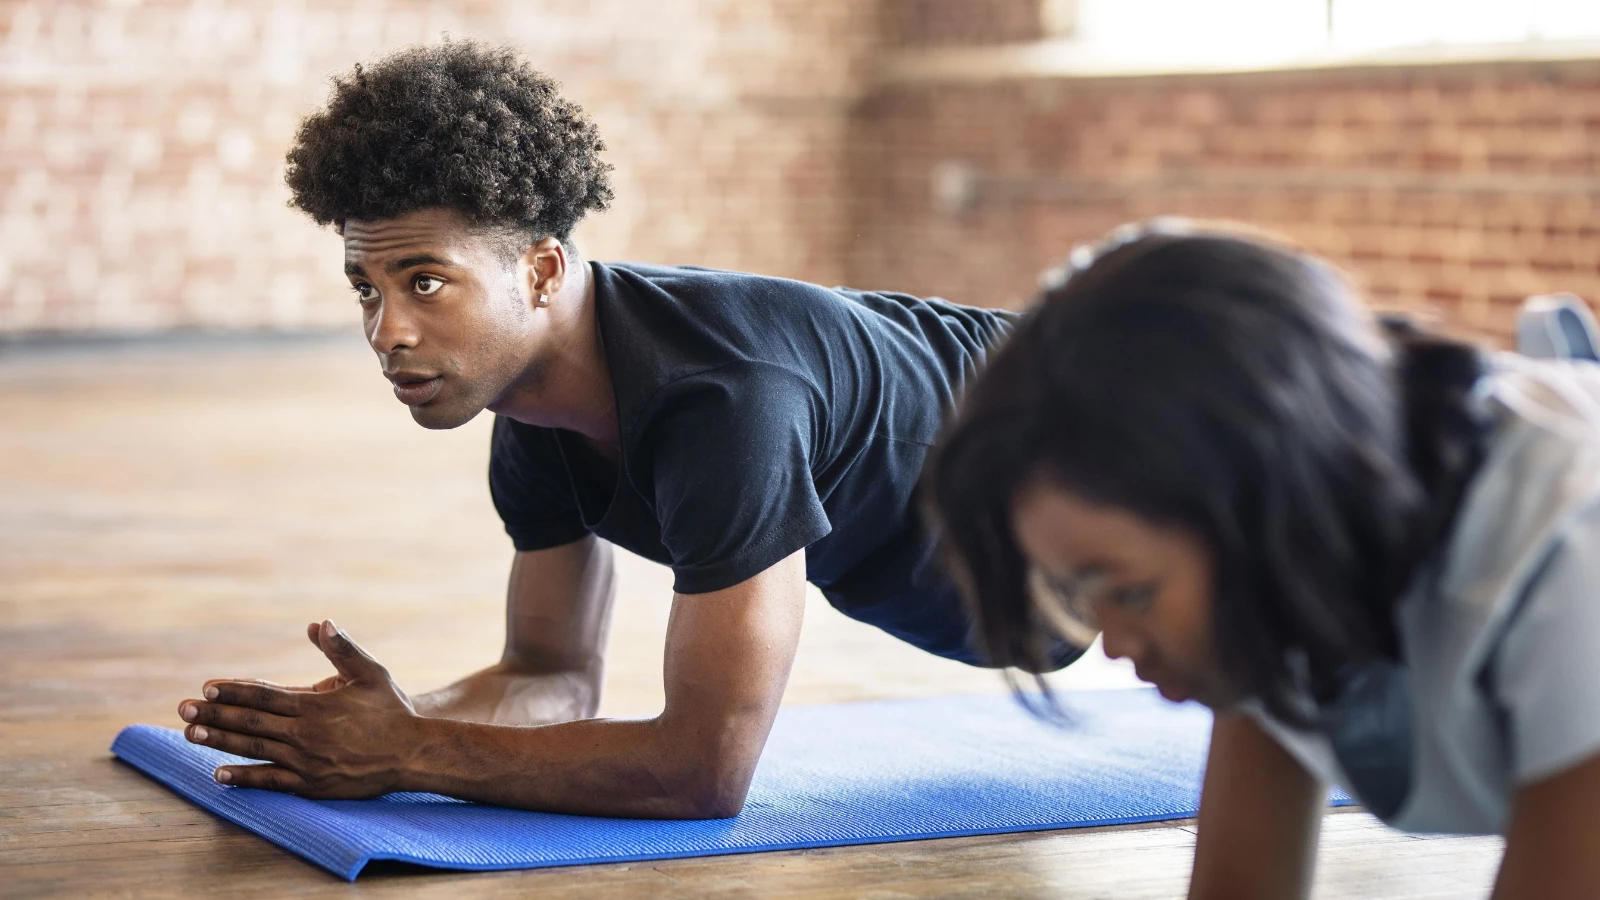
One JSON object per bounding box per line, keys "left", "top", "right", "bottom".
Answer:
{"left": 386, "top": 373, "right": 444, "bottom": 407}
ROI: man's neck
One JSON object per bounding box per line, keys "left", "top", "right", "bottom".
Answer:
{"left": 493, "top": 259, "right": 620, "bottom": 453}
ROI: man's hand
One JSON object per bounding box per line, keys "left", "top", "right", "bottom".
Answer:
{"left": 177, "top": 620, "right": 421, "bottom": 798}
{"left": 170, "top": 550, "right": 807, "bottom": 817}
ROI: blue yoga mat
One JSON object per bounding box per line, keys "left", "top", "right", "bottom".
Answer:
{"left": 111, "top": 688, "right": 1352, "bottom": 880}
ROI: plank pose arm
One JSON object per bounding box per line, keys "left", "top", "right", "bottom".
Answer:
{"left": 1492, "top": 753, "right": 1600, "bottom": 899}
{"left": 1186, "top": 717, "right": 1600, "bottom": 900}
{"left": 407, "top": 538, "right": 618, "bottom": 727}
{"left": 1185, "top": 713, "right": 1324, "bottom": 900}
{"left": 176, "top": 547, "right": 807, "bottom": 818}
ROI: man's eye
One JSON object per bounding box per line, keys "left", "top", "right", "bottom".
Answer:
{"left": 414, "top": 275, "right": 443, "bottom": 296}
{"left": 351, "top": 283, "right": 377, "bottom": 303}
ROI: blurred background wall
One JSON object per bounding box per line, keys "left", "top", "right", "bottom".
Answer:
{"left": 0, "top": 0, "right": 879, "bottom": 334}
{"left": 3, "top": 0, "right": 1598, "bottom": 343}
{"left": 860, "top": 0, "right": 1600, "bottom": 345}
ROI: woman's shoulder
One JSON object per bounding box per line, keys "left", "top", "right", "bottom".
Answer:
{"left": 1480, "top": 354, "right": 1600, "bottom": 445}
{"left": 1417, "top": 358, "right": 1600, "bottom": 801}
{"left": 1398, "top": 357, "right": 1600, "bottom": 798}
{"left": 1431, "top": 357, "right": 1600, "bottom": 609}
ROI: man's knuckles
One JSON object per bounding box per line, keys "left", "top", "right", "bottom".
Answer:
{"left": 184, "top": 721, "right": 237, "bottom": 749}
{"left": 185, "top": 700, "right": 278, "bottom": 735}
{"left": 216, "top": 682, "right": 303, "bottom": 712}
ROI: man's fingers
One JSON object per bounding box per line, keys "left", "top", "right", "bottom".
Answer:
{"left": 179, "top": 698, "right": 297, "bottom": 742}
{"left": 185, "top": 724, "right": 301, "bottom": 767}
{"left": 194, "top": 681, "right": 305, "bottom": 716}
{"left": 214, "top": 763, "right": 309, "bottom": 795}
{"left": 202, "top": 677, "right": 319, "bottom": 695}
{"left": 315, "top": 619, "right": 385, "bottom": 680}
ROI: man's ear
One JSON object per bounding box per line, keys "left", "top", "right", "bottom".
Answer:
{"left": 524, "top": 237, "right": 567, "bottom": 306}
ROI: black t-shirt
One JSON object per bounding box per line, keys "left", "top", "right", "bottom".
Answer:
{"left": 489, "top": 261, "right": 1020, "bottom": 662}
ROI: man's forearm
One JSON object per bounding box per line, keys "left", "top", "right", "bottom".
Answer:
{"left": 400, "top": 715, "right": 750, "bottom": 819}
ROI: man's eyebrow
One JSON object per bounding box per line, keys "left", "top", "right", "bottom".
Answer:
{"left": 386, "top": 253, "right": 457, "bottom": 274}
{"left": 344, "top": 254, "right": 456, "bottom": 278}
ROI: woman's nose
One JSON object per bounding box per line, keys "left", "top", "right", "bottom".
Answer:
{"left": 1097, "top": 619, "right": 1147, "bottom": 666}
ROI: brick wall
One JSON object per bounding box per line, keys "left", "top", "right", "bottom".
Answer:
{"left": 885, "top": 0, "right": 1046, "bottom": 48}
{"left": 4, "top": 0, "right": 1598, "bottom": 342}
{"left": 0, "top": 0, "right": 878, "bottom": 334}
{"left": 851, "top": 54, "right": 1600, "bottom": 344}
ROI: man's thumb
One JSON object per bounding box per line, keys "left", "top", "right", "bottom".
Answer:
{"left": 316, "top": 620, "right": 383, "bottom": 680}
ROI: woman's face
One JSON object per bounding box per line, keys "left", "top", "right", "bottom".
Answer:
{"left": 1010, "top": 476, "right": 1242, "bottom": 710}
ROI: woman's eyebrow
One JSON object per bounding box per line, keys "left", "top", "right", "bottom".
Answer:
{"left": 1052, "top": 565, "right": 1108, "bottom": 591}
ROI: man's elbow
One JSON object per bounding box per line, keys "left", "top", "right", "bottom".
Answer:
{"left": 674, "top": 787, "right": 748, "bottom": 820}
{"left": 663, "top": 761, "right": 754, "bottom": 819}
{"left": 647, "top": 726, "right": 760, "bottom": 819}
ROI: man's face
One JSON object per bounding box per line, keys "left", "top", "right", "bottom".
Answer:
{"left": 343, "top": 208, "right": 536, "bottom": 430}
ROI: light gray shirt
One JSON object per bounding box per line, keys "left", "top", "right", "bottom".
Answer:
{"left": 1253, "top": 354, "right": 1600, "bottom": 834}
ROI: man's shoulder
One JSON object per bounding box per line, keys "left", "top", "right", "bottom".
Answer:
{"left": 594, "top": 260, "right": 1014, "bottom": 337}
{"left": 597, "top": 260, "right": 831, "bottom": 299}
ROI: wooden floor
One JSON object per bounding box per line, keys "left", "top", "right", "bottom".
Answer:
{"left": 1, "top": 336, "right": 1503, "bottom": 898}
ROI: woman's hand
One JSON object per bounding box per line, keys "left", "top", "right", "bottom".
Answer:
{"left": 177, "top": 620, "right": 422, "bottom": 798}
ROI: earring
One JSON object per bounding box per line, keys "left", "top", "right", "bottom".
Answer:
{"left": 536, "top": 294, "right": 549, "bottom": 307}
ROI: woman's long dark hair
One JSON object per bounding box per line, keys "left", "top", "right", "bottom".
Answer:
{"left": 926, "top": 225, "right": 1488, "bottom": 726}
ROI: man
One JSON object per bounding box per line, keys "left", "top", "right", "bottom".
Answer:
{"left": 175, "top": 41, "right": 1081, "bottom": 817}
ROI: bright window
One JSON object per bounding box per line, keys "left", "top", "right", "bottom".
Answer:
{"left": 1071, "top": 0, "right": 1329, "bottom": 70}
{"left": 1059, "top": 0, "right": 1600, "bottom": 72}
{"left": 1332, "top": 0, "right": 1600, "bottom": 50}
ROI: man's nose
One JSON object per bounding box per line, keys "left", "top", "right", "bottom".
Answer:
{"left": 368, "top": 299, "right": 421, "bottom": 355}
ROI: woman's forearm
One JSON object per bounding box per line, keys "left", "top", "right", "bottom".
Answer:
{"left": 1189, "top": 714, "right": 1323, "bottom": 900}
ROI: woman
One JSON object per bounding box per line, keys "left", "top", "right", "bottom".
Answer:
{"left": 927, "top": 223, "right": 1600, "bottom": 899}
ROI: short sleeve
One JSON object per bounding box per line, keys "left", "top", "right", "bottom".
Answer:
{"left": 1491, "top": 501, "right": 1600, "bottom": 785}
{"left": 487, "top": 416, "right": 590, "bottom": 552}
{"left": 635, "top": 364, "right": 831, "bottom": 594}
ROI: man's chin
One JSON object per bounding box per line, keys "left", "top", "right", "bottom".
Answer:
{"left": 408, "top": 402, "right": 483, "bottom": 430}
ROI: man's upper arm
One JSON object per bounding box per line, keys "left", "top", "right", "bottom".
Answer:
{"left": 653, "top": 548, "right": 809, "bottom": 813}
{"left": 502, "top": 537, "right": 616, "bottom": 673}
{"left": 639, "top": 365, "right": 831, "bottom": 596}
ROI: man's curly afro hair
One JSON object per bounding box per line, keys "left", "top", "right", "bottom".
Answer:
{"left": 284, "top": 41, "right": 613, "bottom": 245}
